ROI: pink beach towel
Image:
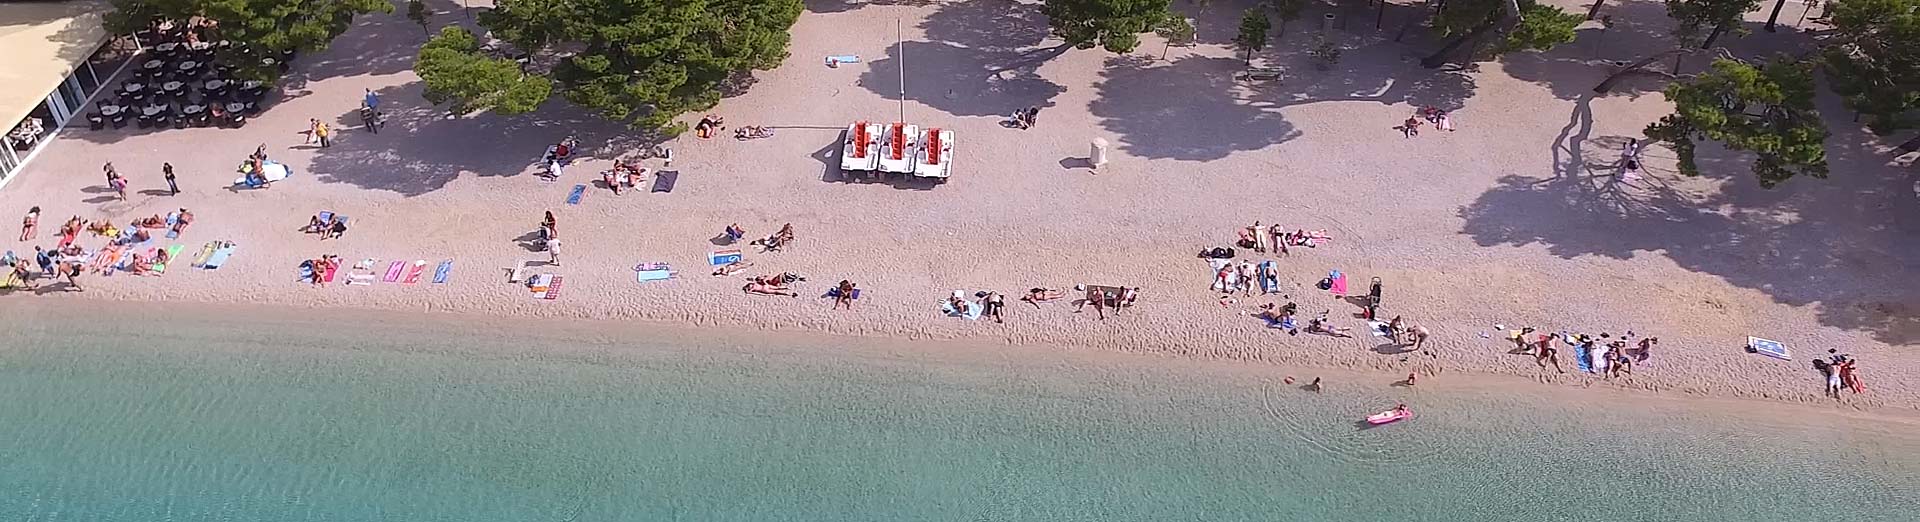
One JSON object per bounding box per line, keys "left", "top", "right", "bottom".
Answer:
{"left": 1329, "top": 271, "right": 1349, "bottom": 296}
{"left": 383, "top": 261, "right": 406, "bottom": 282}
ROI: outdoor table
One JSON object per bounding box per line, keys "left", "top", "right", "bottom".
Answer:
{"left": 177, "top": 61, "right": 199, "bottom": 72}
{"left": 204, "top": 79, "right": 227, "bottom": 91}
{"left": 261, "top": 57, "right": 277, "bottom": 67}
{"left": 123, "top": 82, "right": 144, "bottom": 93}
{"left": 224, "top": 102, "right": 246, "bottom": 114}
{"left": 142, "top": 105, "right": 165, "bottom": 117}
{"left": 241, "top": 80, "right": 263, "bottom": 89}
{"left": 155, "top": 42, "right": 178, "bottom": 53}
{"left": 183, "top": 105, "right": 205, "bottom": 115}
{"left": 162, "top": 81, "right": 183, "bottom": 92}
{"left": 143, "top": 59, "right": 164, "bottom": 70}
{"left": 99, "top": 105, "right": 123, "bottom": 117}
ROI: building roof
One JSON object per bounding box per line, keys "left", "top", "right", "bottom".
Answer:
{"left": 0, "top": 0, "right": 112, "bottom": 131}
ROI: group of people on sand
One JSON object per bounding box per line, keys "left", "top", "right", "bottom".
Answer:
{"left": 303, "top": 213, "right": 348, "bottom": 240}
{"left": 600, "top": 160, "right": 647, "bottom": 195}
{"left": 747, "top": 224, "right": 795, "bottom": 252}
{"left": 1401, "top": 106, "right": 1456, "bottom": 138}
{"left": 1507, "top": 328, "right": 1656, "bottom": 378}
{"left": 1815, "top": 349, "right": 1867, "bottom": 398}
{"left": 1236, "top": 222, "right": 1330, "bottom": 256}
{"left": 302, "top": 255, "right": 341, "bottom": 287}
{"left": 694, "top": 115, "right": 726, "bottom": 139}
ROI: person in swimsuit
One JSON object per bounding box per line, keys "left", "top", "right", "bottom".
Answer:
{"left": 20, "top": 206, "right": 39, "bottom": 241}
{"left": 833, "top": 280, "right": 857, "bottom": 310}
{"left": 982, "top": 291, "right": 1005, "bottom": 323}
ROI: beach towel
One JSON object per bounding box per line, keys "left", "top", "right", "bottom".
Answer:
{"left": 528, "top": 274, "right": 552, "bottom": 294}
{"left": 1747, "top": 336, "right": 1790, "bottom": 360}
{"left": 1592, "top": 345, "right": 1612, "bottom": 374}
{"left": 1575, "top": 344, "right": 1594, "bottom": 373}
{"left": 203, "top": 244, "right": 236, "bottom": 269}
{"left": 1258, "top": 260, "right": 1279, "bottom": 294}
{"left": 652, "top": 171, "right": 679, "bottom": 193}
{"left": 433, "top": 260, "right": 453, "bottom": 284}
{"left": 825, "top": 287, "right": 862, "bottom": 300}
{"left": 709, "top": 249, "right": 743, "bottom": 267}
{"left": 298, "top": 261, "right": 315, "bottom": 281}
{"left": 191, "top": 242, "right": 217, "bottom": 267}
{"left": 403, "top": 260, "right": 426, "bottom": 284}
{"left": 1366, "top": 320, "right": 1391, "bottom": 338}
{"left": 941, "top": 299, "right": 983, "bottom": 320}
{"left": 383, "top": 261, "right": 406, "bottom": 283}
{"left": 635, "top": 269, "right": 676, "bottom": 283}
{"left": 324, "top": 260, "right": 339, "bottom": 283}
{"left": 90, "top": 247, "right": 123, "bottom": 272}
{"left": 1328, "top": 270, "right": 1349, "bottom": 296}
{"left": 544, "top": 276, "right": 564, "bottom": 300}
{"left": 567, "top": 184, "right": 586, "bottom": 205}
{"left": 151, "top": 244, "right": 186, "bottom": 274}
{"left": 824, "top": 54, "right": 860, "bottom": 67}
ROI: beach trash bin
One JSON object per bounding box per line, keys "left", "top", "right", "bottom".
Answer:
{"left": 1090, "top": 138, "right": 1109, "bottom": 170}
{"left": 1322, "top": 13, "right": 1336, "bottom": 31}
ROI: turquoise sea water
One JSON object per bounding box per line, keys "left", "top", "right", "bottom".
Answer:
{"left": 0, "top": 301, "right": 1915, "bottom": 521}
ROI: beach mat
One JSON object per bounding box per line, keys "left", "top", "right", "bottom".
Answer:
{"left": 567, "top": 184, "right": 586, "bottom": 205}
{"left": 1576, "top": 344, "right": 1594, "bottom": 373}
{"left": 709, "top": 249, "right": 742, "bottom": 267}
{"left": 433, "top": 260, "right": 453, "bottom": 284}
{"left": 1367, "top": 320, "right": 1391, "bottom": 338}
{"left": 383, "top": 261, "right": 406, "bottom": 282}
{"left": 324, "top": 260, "right": 339, "bottom": 283}
{"left": 1258, "top": 260, "right": 1278, "bottom": 293}
{"left": 403, "top": 260, "right": 426, "bottom": 284}
{"left": 941, "top": 300, "right": 983, "bottom": 320}
{"left": 1329, "top": 270, "right": 1349, "bottom": 296}
{"left": 190, "top": 242, "right": 217, "bottom": 267}
{"left": 824, "top": 54, "right": 860, "bottom": 66}
{"left": 825, "top": 287, "right": 862, "bottom": 300}
{"left": 635, "top": 269, "right": 675, "bottom": 283}
{"left": 544, "top": 275, "right": 564, "bottom": 300}
{"left": 652, "top": 171, "right": 679, "bottom": 193}
{"left": 203, "top": 244, "right": 236, "bottom": 269}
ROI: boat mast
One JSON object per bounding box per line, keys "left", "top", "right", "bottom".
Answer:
{"left": 896, "top": 19, "right": 906, "bottom": 123}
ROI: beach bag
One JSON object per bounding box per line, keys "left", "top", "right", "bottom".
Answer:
{"left": 1316, "top": 277, "right": 1333, "bottom": 290}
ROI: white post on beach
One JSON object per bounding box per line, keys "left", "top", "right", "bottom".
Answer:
{"left": 1090, "top": 138, "right": 1109, "bottom": 171}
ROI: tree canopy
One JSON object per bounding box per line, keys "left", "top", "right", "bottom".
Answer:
{"left": 1822, "top": 0, "right": 1920, "bottom": 134}
{"left": 1645, "top": 57, "right": 1829, "bottom": 187}
{"left": 1042, "top": 0, "right": 1173, "bottom": 53}
{"left": 1426, "top": 0, "right": 1578, "bottom": 65}
{"left": 1663, "top": 0, "right": 1763, "bottom": 48}
{"left": 1234, "top": 8, "right": 1271, "bottom": 64}
{"left": 105, "top": 0, "right": 393, "bottom": 81}
{"left": 415, "top": 27, "right": 554, "bottom": 116}
{"left": 450, "top": 0, "right": 803, "bottom": 131}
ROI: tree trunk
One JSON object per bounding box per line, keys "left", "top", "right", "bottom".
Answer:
{"left": 1377, "top": 0, "right": 1388, "bottom": 29}
{"left": 1702, "top": 19, "right": 1729, "bottom": 48}
{"left": 1162, "top": 42, "right": 1171, "bottom": 60}
{"left": 1419, "top": 0, "right": 1519, "bottom": 68}
{"left": 1279, "top": 20, "right": 1288, "bottom": 38}
{"left": 1764, "top": 0, "right": 1787, "bottom": 31}
{"left": 1592, "top": 48, "right": 1687, "bottom": 93}
{"left": 1585, "top": 0, "right": 1605, "bottom": 20}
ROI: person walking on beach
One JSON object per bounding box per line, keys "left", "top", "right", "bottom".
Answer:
{"left": 162, "top": 162, "right": 178, "bottom": 195}
{"left": 109, "top": 171, "right": 128, "bottom": 200}
{"left": 307, "top": 118, "right": 320, "bottom": 145}
{"left": 20, "top": 206, "right": 39, "bottom": 241}
{"left": 63, "top": 261, "right": 83, "bottom": 291}
{"left": 1536, "top": 333, "right": 1564, "bottom": 373}
{"left": 103, "top": 162, "right": 117, "bottom": 185}
{"left": 315, "top": 121, "right": 333, "bottom": 148}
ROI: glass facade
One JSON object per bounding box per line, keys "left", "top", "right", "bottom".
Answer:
{"left": 0, "top": 38, "right": 125, "bottom": 185}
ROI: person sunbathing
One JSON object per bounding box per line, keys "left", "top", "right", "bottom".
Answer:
{"left": 743, "top": 282, "right": 796, "bottom": 296}
{"left": 306, "top": 214, "right": 329, "bottom": 233}
{"left": 88, "top": 221, "right": 112, "bottom": 235}
{"left": 1022, "top": 287, "right": 1065, "bottom": 306}
{"left": 135, "top": 215, "right": 166, "bottom": 229}
{"left": 152, "top": 247, "right": 171, "bottom": 267}
{"left": 1307, "top": 314, "right": 1353, "bottom": 338}
{"left": 602, "top": 169, "right": 623, "bottom": 195}
{"left": 723, "top": 223, "right": 746, "bottom": 244}
{"left": 125, "top": 253, "right": 150, "bottom": 275}
{"left": 711, "top": 261, "right": 753, "bottom": 276}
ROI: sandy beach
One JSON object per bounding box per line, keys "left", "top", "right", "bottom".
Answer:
{"left": 2, "top": 0, "right": 1914, "bottom": 409}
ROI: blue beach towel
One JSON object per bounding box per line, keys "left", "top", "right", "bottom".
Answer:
{"left": 825, "top": 287, "right": 862, "bottom": 299}
{"left": 1576, "top": 344, "right": 1594, "bottom": 373}
{"left": 1258, "top": 260, "right": 1278, "bottom": 293}
{"left": 941, "top": 300, "right": 983, "bottom": 320}
{"left": 824, "top": 55, "right": 860, "bottom": 66}
{"left": 566, "top": 184, "right": 586, "bottom": 205}
{"left": 432, "top": 260, "right": 453, "bottom": 284}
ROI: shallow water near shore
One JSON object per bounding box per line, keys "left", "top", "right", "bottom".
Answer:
{"left": 0, "top": 301, "right": 1914, "bottom": 521}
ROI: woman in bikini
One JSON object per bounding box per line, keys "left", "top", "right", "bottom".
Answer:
{"left": 20, "top": 206, "right": 39, "bottom": 241}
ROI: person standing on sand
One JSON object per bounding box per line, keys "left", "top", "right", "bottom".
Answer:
{"left": 307, "top": 118, "right": 320, "bottom": 145}
{"left": 546, "top": 237, "right": 561, "bottom": 266}
{"left": 20, "top": 206, "right": 39, "bottom": 241}
{"left": 163, "top": 162, "right": 178, "bottom": 195}
{"left": 35, "top": 246, "right": 54, "bottom": 278}
{"left": 1309, "top": 377, "right": 1322, "bottom": 392}
{"left": 316, "top": 121, "right": 332, "bottom": 148}
{"left": 1410, "top": 325, "right": 1432, "bottom": 356}
{"left": 1236, "top": 261, "right": 1254, "bottom": 297}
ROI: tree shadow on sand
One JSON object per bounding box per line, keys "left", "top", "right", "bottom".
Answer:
{"left": 857, "top": 0, "right": 1066, "bottom": 118}
{"left": 1091, "top": 35, "right": 1473, "bottom": 161}
{"left": 1502, "top": 1, "right": 1826, "bottom": 102}
{"left": 1459, "top": 92, "right": 1920, "bottom": 344}
{"left": 305, "top": 83, "right": 664, "bottom": 196}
